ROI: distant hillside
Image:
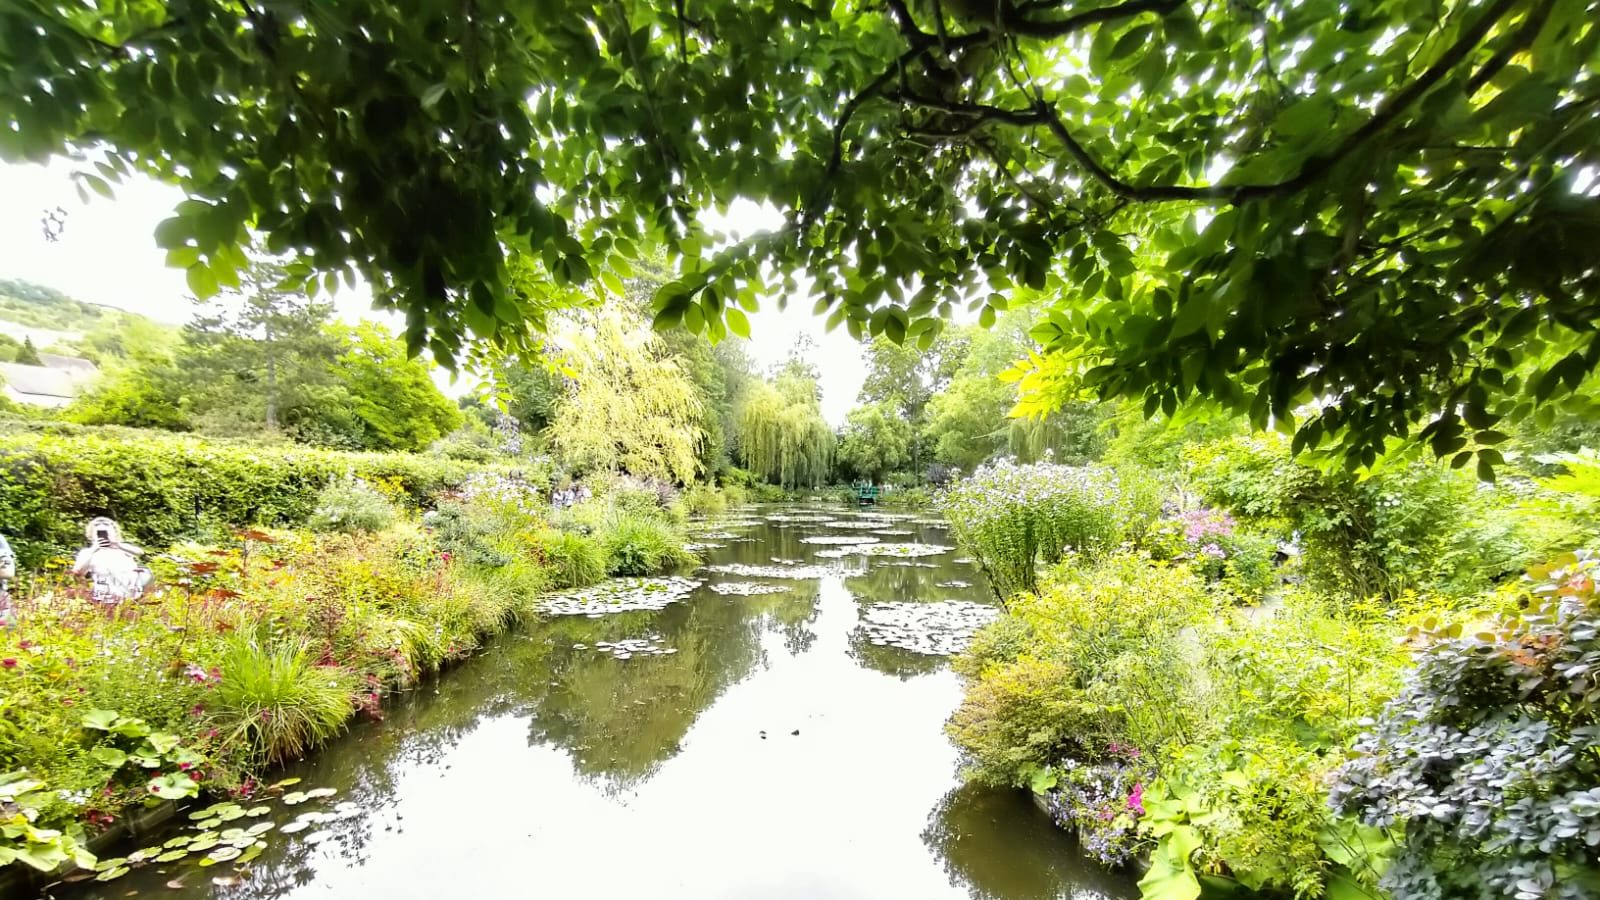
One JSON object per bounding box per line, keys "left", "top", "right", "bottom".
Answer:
{"left": 0, "top": 278, "right": 156, "bottom": 332}
{"left": 0, "top": 278, "right": 175, "bottom": 363}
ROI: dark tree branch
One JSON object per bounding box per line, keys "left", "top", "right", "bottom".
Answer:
{"left": 1004, "top": 0, "right": 1185, "bottom": 39}
{"left": 1466, "top": 0, "right": 1555, "bottom": 92}
{"left": 674, "top": 0, "right": 691, "bottom": 59}
{"left": 885, "top": 0, "right": 935, "bottom": 44}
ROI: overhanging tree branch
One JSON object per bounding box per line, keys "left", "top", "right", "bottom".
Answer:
{"left": 1004, "top": 0, "right": 1185, "bottom": 39}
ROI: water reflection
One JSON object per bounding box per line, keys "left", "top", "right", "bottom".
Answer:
{"left": 52, "top": 505, "right": 1133, "bottom": 900}
{"left": 923, "top": 783, "right": 1139, "bottom": 900}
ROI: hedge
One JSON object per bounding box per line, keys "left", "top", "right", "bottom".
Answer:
{"left": 0, "top": 426, "right": 497, "bottom": 565}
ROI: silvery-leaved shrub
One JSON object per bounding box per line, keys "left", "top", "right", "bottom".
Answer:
{"left": 1330, "top": 551, "right": 1600, "bottom": 900}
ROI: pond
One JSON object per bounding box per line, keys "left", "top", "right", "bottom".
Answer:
{"left": 51, "top": 505, "right": 1136, "bottom": 900}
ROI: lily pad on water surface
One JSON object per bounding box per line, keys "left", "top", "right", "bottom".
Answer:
{"left": 703, "top": 563, "right": 838, "bottom": 580}
{"left": 541, "top": 576, "right": 704, "bottom": 617}
{"left": 708, "top": 581, "right": 793, "bottom": 596}
{"left": 857, "top": 601, "right": 1000, "bottom": 656}
{"left": 798, "top": 535, "right": 881, "bottom": 545}
{"left": 849, "top": 543, "right": 953, "bottom": 558}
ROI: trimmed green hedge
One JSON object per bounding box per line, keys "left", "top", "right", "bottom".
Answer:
{"left": 0, "top": 427, "right": 494, "bottom": 565}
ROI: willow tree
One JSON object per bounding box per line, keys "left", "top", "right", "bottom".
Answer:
{"left": 548, "top": 310, "right": 703, "bottom": 484}
{"left": 8, "top": 0, "right": 1597, "bottom": 472}
{"left": 736, "top": 381, "right": 833, "bottom": 490}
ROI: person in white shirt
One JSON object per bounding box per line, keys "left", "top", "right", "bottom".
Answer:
{"left": 0, "top": 532, "right": 15, "bottom": 625}
{"left": 71, "top": 518, "right": 152, "bottom": 605}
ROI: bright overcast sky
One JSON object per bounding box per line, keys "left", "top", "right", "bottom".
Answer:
{"left": 0, "top": 159, "right": 866, "bottom": 424}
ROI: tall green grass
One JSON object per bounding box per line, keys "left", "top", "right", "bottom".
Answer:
{"left": 212, "top": 635, "right": 358, "bottom": 765}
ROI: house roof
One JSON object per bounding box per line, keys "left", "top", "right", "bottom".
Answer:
{"left": 37, "top": 353, "right": 98, "bottom": 376}
{"left": 0, "top": 362, "right": 81, "bottom": 401}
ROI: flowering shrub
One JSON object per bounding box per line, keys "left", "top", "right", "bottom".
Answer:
{"left": 940, "top": 461, "right": 1164, "bottom": 600}
{"left": 1330, "top": 551, "right": 1600, "bottom": 900}
{"left": 1039, "top": 753, "right": 1153, "bottom": 868}
{"left": 1143, "top": 508, "right": 1278, "bottom": 600}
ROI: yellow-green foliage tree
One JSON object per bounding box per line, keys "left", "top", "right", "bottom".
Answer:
{"left": 735, "top": 367, "right": 834, "bottom": 489}
{"left": 549, "top": 309, "right": 703, "bottom": 483}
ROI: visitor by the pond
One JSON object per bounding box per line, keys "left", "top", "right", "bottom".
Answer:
{"left": 71, "top": 517, "right": 152, "bottom": 605}
{"left": 0, "top": 531, "right": 15, "bottom": 625}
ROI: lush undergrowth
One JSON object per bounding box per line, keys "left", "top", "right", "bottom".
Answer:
{"left": 942, "top": 435, "right": 1600, "bottom": 900}
{"left": 0, "top": 470, "right": 698, "bottom": 878}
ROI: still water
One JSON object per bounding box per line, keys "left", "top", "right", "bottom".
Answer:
{"left": 57, "top": 506, "right": 1135, "bottom": 900}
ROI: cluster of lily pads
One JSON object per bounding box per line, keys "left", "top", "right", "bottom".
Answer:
{"left": 708, "top": 581, "right": 793, "bottom": 596}
{"left": 798, "top": 535, "right": 881, "bottom": 545}
{"left": 764, "top": 513, "right": 835, "bottom": 524}
{"left": 540, "top": 576, "right": 703, "bottom": 617}
{"left": 857, "top": 601, "right": 1001, "bottom": 655}
{"left": 851, "top": 542, "right": 952, "bottom": 558}
{"left": 704, "top": 563, "right": 838, "bottom": 580}
{"left": 574, "top": 637, "right": 678, "bottom": 659}
{"left": 80, "top": 780, "right": 338, "bottom": 887}
{"left": 683, "top": 541, "right": 726, "bottom": 552}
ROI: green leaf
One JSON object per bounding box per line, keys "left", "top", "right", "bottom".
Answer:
{"left": 726, "top": 306, "right": 751, "bottom": 339}
{"left": 82, "top": 709, "right": 120, "bottom": 731}
{"left": 1110, "top": 25, "right": 1153, "bottom": 62}
{"left": 90, "top": 746, "right": 129, "bottom": 769}
{"left": 420, "top": 83, "right": 448, "bottom": 110}
{"left": 186, "top": 263, "right": 219, "bottom": 300}
{"left": 1137, "top": 844, "right": 1202, "bottom": 900}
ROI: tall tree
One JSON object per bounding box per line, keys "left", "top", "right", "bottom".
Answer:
{"left": 8, "top": 0, "right": 1597, "bottom": 469}
{"left": 332, "top": 322, "right": 462, "bottom": 451}
{"left": 182, "top": 255, "right": 339, "bottom": 434}
{"left": 14, "top": 337, "right": 42, "bottom": 366}
{"left": 548, "top": 308, "right": 705, "bottom": 483}
{"left": 836, "top": 400, "right": 915, "bottom": 483}
{"left": 736, "top": 375, "right": 834, "bottom": 490}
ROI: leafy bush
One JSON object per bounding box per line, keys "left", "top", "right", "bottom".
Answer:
{"left": 946, "top": 656, "right": 1099, "bottom": 787}
{"left": 1140, "top": 738, "right": 1379, "bottom": 900}
{"left": 1190, "top": 434, "right": 1534, "bottom": 600}
{"left": 0, "top": 771, "right": 96, "bottom": 873}
{"left": 1330, "top": 552, "right": 1600, "bottom": 900}
{"left": 680, "top": 483, "right": 727, "bottom": 516}
{"left": 949, "top": 553, "right": 1217, "bottom": 783}
{"left": 307, "top": 478, "right": 397, "bottom": 533}
{"left": 599, "top": 511, "right": 693, "bottom": 576}
{"left": 210, "top": 635, "right": 357, "bottom": 766}
{"left": 1143, "top": 508, "right": 1278, "bottom": 600}
{"left": 541, "top": 530, "right": 608, "bottom": 588}
{"left": 1040, "top": 753, "right": 1153, "bottom": 868}
{"left": 940, "top": 461, "right": 1163, "bottom": 600}
{"left": 0, "top": 426, "right": 496, "bottom": 565}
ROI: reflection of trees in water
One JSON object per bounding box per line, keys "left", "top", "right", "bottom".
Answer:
{"left": 921, "top": 782, "right": 1138, "bottom": 900}
{"left": 521, "top": 587, "right": 775, "bottom": 790}
{"left": 843, "top": 558, "right": 982, "bottom": 607}
{"left": 847, "top": 627, "right": 947, "bottom": 680}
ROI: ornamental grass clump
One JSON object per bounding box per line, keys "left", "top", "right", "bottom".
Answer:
{"left": 211, "top": 635, "right": 358, "bottom": 766}
{"left": 939, "top": 461, "right": 1163, "bottom": 600}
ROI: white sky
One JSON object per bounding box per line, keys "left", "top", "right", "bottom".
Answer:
{"left": 0, "top": 159, "right": 866, "bottom": 424}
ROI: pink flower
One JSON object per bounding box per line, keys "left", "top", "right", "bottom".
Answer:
{"left": 1127, "top": 783, "right": 1145, "bottom": 817}
{"left": 1, "top": 658, "right": 16, "bottom": 669}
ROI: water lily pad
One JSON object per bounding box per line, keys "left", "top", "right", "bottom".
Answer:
{"left": 683, "top": 541, "right": 725, "bottom": 552}
{"left": 817, "top": 519, "right": 896, "bottom": 530}
{"left": 856, "top": 601, "right": 1000, "bottom": 656}
{"left": 199, "top": 846, "right": 242, "bottom": 866}
{"left": 849, "top": 542, "right": 953, "bottom": 558}
{"left": 94, "top": 866, "right": 130, "bottom": 882}
{"left": 304, "top": 787, "right": 337, "bottom": 799}
{"left": 591, "top": 636, "right": 676, "bottom": 658}
{"left": 188, "top": 836, "right": 220, "bottom": 853}
{"left": 245, "top": 805, "right": 272, "bottom": 817}
{"left": 541, "top": 576, "right": 704, "bottom": 617}
{"left": 94, "top": 857, "right": 128, "bottom": 872}
{"left": 235, "top": 841, "right": 268, "bottom": 864}
{"left": 708, "top": 581, "right": 792, "bottom": 596}
{"left": 163, "top": 835, "right": 194, "bottom": 849}
{"left": 246, "top": 822, "right": 276, "bottom": 836}
{"left": 936, "top": 580, "right": 973, "bottom": 588}
{"left": 282, "top": 790, "right": 309, "bottom": 805}
{"left": 155, "top": 849, "right": 190, "bottom": 863}
{"left": 269, "top": 777, "right": 302, "bottom": 790}
{"left": 704, "top": 563, "right": 837, "bottom": 579}
{"left": 798, "top": 535, "right": 881, "bottom": 545}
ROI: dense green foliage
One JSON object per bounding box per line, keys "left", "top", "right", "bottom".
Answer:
{"left": 943, "top": 409, "right": 1600, "bottom": 900}
{"left": 734, "top": 363, "right": 834, "bottom": 489}
{"left": 1331, "top": 554, "right": 1600, "bottom": 899}
{"left": 0, "top": 427, "right": 493, "bottom": 565}
{"left": 7, "top": 0, "right": 1596, "bottom": 466}
{"left": 0, "top": 467, "right": 693, "bottom": 878}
